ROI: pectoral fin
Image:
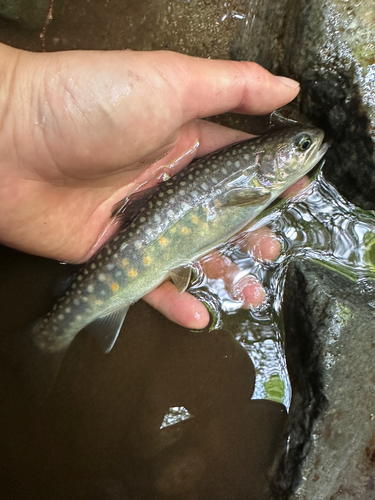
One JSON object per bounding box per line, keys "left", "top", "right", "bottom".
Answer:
{"left": 88, "top": 306, "right": 129, "bottom": 353}
{"left": 170, "top": 266, "right": 192, "bottom": 293}
{"left": 220, "top": 188, "right": 271, "bottom": 207}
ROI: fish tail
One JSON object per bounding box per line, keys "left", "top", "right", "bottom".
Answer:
{"left": 0, "top": 319, "right": 70, "bottom": 404}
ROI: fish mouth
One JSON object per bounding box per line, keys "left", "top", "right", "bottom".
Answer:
{"left": 315, "top": 141, "right": 330, "bottom": 163}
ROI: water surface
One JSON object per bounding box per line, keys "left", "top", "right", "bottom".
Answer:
{"left": 190, "top": 170, "right": 375, "bottom": 409}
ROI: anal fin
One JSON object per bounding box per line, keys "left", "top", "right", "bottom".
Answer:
{"left": 88, "top": 306, "right": 130, "bottom": 353}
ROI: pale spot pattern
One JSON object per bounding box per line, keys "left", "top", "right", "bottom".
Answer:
{"left": 38, "top": 126, "right": 313, "bottom": 347}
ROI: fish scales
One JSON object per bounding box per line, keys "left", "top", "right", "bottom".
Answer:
{"left": 36, "top": 136, "right": 271, "bottom": 349}
{"left": 6, "top": 124, "right": 328, "bottom": 398}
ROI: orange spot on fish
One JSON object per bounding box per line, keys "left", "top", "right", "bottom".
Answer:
{"left": 143, "top": 256, "right": 151, "bottom": 265}
{"left": 111, "top": 283, "right": 119, "bottom": 292}
{"left": 191, "top": 215, "right": 199, "bottom": 224}
{"left": 128, "top": 269, "right": 137, "bottom": 277}
{"left": 158, "top": 237, "right": 169, "bottom": 246}
{"left": 182, "top": 227, "right": 190, "bottom": 235}
{"left": 122, "top": 258, "right": 129, "bottom": 266}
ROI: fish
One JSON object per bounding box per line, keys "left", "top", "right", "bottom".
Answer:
{"left": 3, "top": 124, "right": 328, "bottom": 399}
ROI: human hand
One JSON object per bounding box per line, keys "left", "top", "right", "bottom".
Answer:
{"left": 0, "top": 44, "right": 300, "bottom": 328}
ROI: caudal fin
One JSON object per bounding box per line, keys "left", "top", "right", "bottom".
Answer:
{"left": 0, "top": 320, "right": 70, "bottom": 404}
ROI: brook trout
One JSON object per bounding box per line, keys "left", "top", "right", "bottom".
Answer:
{"left": 5, "top": 124, "right": 328, "bottom": 398}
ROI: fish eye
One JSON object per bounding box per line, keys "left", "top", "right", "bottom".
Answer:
{"left": 295, "top": 133, "right": 312, "bottom": 151}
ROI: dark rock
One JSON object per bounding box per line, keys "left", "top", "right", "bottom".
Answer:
{"left": 0, "top": 0, "right": 50, "bottom": 30}
{"left": 231, "top": 0, "right": 375, "bottom": 210}
{"left": 274, "top": 259, "right": 375, "bottom": 499}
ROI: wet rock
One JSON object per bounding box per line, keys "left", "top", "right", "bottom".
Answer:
{"left": 0, "top": 0, "right": 249, "bottom": 56}
{"left": 232, "top": 0, "right": 375, "bottom": 210}
{"left": 274, "top": 259, "right": 375, "bottom": 499}
{"left": 0, "top": 0, "right": 50, "bottom": 29}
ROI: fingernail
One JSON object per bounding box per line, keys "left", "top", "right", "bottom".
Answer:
{"left": 275, "top": 76, "right": 300, "bottom": 90}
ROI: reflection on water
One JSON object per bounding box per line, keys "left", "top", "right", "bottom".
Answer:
{"left": 191, "top": 170, "right": 375, "bottom": 409}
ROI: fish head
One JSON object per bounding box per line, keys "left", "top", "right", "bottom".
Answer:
{"left": 254, "top": 125, "right": 328, "bottom": 193}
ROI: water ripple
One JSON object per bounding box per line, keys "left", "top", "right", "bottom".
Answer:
{"left": 193, "top": 171, "right": 375, "bottom": 409}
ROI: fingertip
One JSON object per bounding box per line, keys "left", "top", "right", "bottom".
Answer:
{"left": 253, "top": 233, "right": 281, "bottom": 261}
{"left": 189, "top": 301, "right": 211, "bottom": 330}
{"left": 174, "top": 56, "right": 301, "bottom": 120}
{"left": 200, "top": 252, "right": 234, "bottom": 280}
{"left": 231, "top": 61, "right": 301, "bottom": 115}
{"left": 243, "top": 227, "right": 281, "bottom": 261}
{"left": 241, "top": 281, "right": 266, "bottom": 308}
{"left": 260, "top": 236, "right": 281, "bottom": 261}
{"left": 275, "top": 75, "right": 300, "bottom": 91}
{"left": 177, "top": 292, "right": 210, "bottom": 330}
{"left": 143, "top": 281, "right": 210, "bottom": 330}
{"left": 228, "top": 276, "right": 266, "bottom": 308}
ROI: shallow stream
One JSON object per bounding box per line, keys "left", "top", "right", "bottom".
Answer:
{"left": 190, "top": 168, "right": 375, "bottom": 409}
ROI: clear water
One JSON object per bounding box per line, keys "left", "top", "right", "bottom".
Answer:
{"left": 190, "top": 167, "right": 375, "bottom": 409}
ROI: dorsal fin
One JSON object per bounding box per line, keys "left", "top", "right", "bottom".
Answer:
{"left": 270, "top": 109, "right": 298, "bottom": 126}
{"left": 111, "top": 184, "right": 160, "bottom": 230}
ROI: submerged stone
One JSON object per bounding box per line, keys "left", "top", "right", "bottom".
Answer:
{"left": 274, "top": 259, "right": 375, "bottom": 499}
{"left": 0, "top": 0, "right": 49, "bottom": 29}
{"left": 232, "top": 0, "right": 375, "bottom": 210}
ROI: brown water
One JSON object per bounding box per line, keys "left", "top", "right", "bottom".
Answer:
{"left": 0, "top": 1, "right": 289, "bottom": 499}
{"left": 0, "top": 246, "right": 288, "bottom": 499}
